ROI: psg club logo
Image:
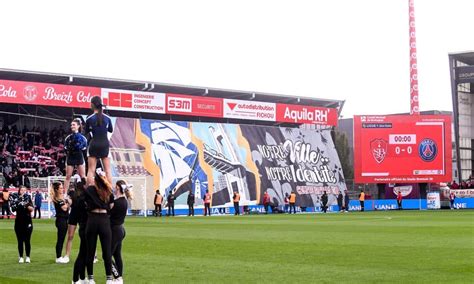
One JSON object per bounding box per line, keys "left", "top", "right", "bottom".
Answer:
{"left": 370, "top": 139, "right": 387, "bottom": 164}
{"left": 418, "top": 138, "right": 437, "bottom": 162}
{"left": 23, "top": 85, "right": 38, "bottom": 102}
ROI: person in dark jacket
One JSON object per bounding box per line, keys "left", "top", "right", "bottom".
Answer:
{"left": 321, "top": 191, "right": 328, "bottom": 213}
{"left": 10, "top": 186, "right": 34, "bottom": 263}
{"left": 337, "top": 191, "right": 343, "bottom": 212}
{"left": 397, "top": 191, "right": 403, "bottom": 210}
{"left": 33, "top": 190, "right": 42, "bottom": 219}
{"left": 187, "top": 190, "right": 195, "bottom": 216}
{"left": 263, "top": 192, "right": 271, "bottom": 214}
{"left": 344, "top": 190, "right": 350, "bottom": 212}
{"left": 167, "top": 191, "right": 175, "bottom": 217}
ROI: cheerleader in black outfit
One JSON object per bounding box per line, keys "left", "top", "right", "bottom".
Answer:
{"left": 71, "top": 176, "right": 88, "bottom": 284}
{"left": 9, "top": 185, "right": 34, "bottom": 263}
{"left": 110, "top": 180, "right": 133, "bottom": 284}
{"left": 84, "top": 169, "right": 114, "bottom": 284}
{"left": 50, "top": 181, "right": 70, "bottom": 263}
{"left": 85, "top": 96, "right": 113, "bottom": 186}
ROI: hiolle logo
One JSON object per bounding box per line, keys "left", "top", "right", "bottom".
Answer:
{"left": 23, "top": 85, "right": 38, "bottom": 102}
{"left": 168, "top": 96, "right": 192, "bottom": 112}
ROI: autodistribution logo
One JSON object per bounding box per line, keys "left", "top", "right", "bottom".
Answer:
{"left": 223, "top": 99, "right": 276, "bottom": 121}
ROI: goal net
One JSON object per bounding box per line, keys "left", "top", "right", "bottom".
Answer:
{"left": 29, "top": 176, "right": 148, "bottom": 218}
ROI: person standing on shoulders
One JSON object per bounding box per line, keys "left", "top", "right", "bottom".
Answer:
{"left": 337, "top": 191, "right": 343, "bottom": 212}
{"left": 204, "top": 190, "right": 211, "bottom": 216}
{"left": 321, "top": 191, "right": 328, "bottom": 213}
{"left": 289, "top": 191, "right": 297, "bottom": 214}
{"left": 187, "top": 189, "right": 195, "bottom": 216}
{"left": 10, "top": 186, "right": 34, "bottom": 263}
{"left": 85, "top": 96, "right": 114, "bottom": 186}
{"left": 233, "top": 191, "right": 240, "bottom": 215}
{"left": 449, "top": 191, "right": 456, "bottom": 210}
{"left": 397, "top": 191, "right": 403, "bottom": 210}
{"left": 167, "top": 191, "right": 175, "bottom": 217}
{"left": 359, "top": 190, "right": 365, "bottom": 212}
{"left": 344, "top": 190, "right": 350, "bottom": 212}
{"left": 153, "top": 190, "right": 162, "bottom": 217}
{"left": 33, "top": 190, "right": 42, "bottom": 219}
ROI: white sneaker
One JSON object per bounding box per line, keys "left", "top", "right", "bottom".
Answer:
{"left": 56, "top": 257, "right": 63, "bottom": 263}
{"left": 19, "top": 257, "right": 24, "bottom": 263}
{"left": 106, "top": 280, "right": 114, "bottom": 284}
{"left": 25, "top": 257, "right": 30, "bottom": 263}
{"left": 62, "top": 256, "right": 70, "bottom": 263}
{"left": 88, "top": 279, "right": 96, "bottom": 284}
{"left": 115, "top": 277, "right": 123, "bottom": 284}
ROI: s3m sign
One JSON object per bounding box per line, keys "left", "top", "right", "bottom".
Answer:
{"left": 167, "top": 95, "right": 192, "bottom": 113}
{"left": 166, "top": 94, "right": 223, "bottom": 117}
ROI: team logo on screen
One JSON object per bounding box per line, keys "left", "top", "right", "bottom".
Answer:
{"left": 370, "top": 139, "right": 387, "bottom": 164}
{"left": 418, "top": 138, "right": 437, "bottom": 162}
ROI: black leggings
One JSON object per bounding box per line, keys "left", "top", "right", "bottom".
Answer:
{"left": 15, "top": 222, "right": 33, "bottom": 257}
{"left": 111, "top": 225, "right": 126, "bottom": 278}
{"left": 55, "top": 217, "right": 68, "bottom": 258}
{"left": 73, "top": 223, "right": 87, "bottom": 282}
{"left": 86, "top": 213, "right": 112, "bottom": 278}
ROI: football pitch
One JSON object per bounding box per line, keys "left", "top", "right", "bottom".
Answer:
{"left": 0, "top": 211, "right": 473, "bottom": 283}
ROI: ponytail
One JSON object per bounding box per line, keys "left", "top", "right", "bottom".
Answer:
{"left": 94, "top": 171, "right": 112, "bottom": 203}
{"left": 116, "top": 180, "right": 134, "bottom": 200}
{"left": 90, "top": 96, "right": 104, "bottom": 126}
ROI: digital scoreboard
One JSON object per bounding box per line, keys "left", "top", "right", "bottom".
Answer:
{"left": 353, "top": 115, "right": 452, "bottom": 183}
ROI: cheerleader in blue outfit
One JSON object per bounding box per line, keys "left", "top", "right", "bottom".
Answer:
{"left": 64, "top": 118, "right": 87, "bottom": 193}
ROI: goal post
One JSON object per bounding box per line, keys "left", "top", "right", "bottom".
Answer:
{"left": 30, "top": 175, "right": 148, "bottom": 218}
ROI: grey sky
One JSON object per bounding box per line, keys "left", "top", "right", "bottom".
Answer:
{"left": 1, "top": 0, "right": 472, "bottom": 117}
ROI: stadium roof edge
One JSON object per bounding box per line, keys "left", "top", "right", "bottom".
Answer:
{"left": 448, "top": 51, "right": 474, "bottom": 65}
{"left": 0, "top": 68, "right": 345, "bottom": 112}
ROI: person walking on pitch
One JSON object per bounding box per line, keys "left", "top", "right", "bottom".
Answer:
{"left": 233, "top": 191, "right": 240, "bottom": 215}
{"left": 359, "top": 190, "right": 365, "bottom": 212}
{"left": 204, "top": 190, "right": 211, "bottom": 216}
{"left": 154, "top": 190, "right": 162, "bottom": 217}
{"left": 187, "top": 189, "right": 195, "bottom": 216}
{"left": 289, "top": 191, "right": 297, "bottom": 214}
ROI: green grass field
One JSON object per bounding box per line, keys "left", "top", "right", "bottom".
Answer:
{"left": 0, "top": 210, "right": 473, "bottom": 283}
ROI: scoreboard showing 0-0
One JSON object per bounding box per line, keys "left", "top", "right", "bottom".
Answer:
{"left": 353, "top": 115, "right": 452, "bottom": 183}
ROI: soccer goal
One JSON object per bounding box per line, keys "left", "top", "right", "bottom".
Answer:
{"left": 30, "top": 176, "right": 148, "bottom": 218}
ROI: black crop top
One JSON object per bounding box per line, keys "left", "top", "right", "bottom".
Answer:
{"left": 84, "top": 186, "right": 114, "bottom": 211}
{"left": 54, "top": 199, "right": 70, "bottom": 219}
{"left": 110, "top": 197, "right": 128, "bottom": 226}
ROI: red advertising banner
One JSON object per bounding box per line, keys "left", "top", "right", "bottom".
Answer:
{"left": 354, "top": 115, "right": 452, "bottom": 183}
{"left": 166, "top": 94, "right": 223, "bottom": 118}
{"left": 0, "top": 79, "right": 101, "bottom": 109}
{"left": 276, "top": 103, "right": 338, "bottom": 126}
{"left": 102, "top": 89, "right": 165, "bottom": 114}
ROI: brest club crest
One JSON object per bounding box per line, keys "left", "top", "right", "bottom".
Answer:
{"left": 370, "top": 139, "right": 388, "bottom": 164}
{"left": 23, "top": 85, "right": 38, "bottom": 102}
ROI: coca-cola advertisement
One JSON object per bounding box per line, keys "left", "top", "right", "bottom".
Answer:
{"left": 0, "top": 79, "right": 101, "bottom": 108}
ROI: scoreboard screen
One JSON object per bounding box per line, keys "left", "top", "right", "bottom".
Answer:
{"left": 353, "top": 115, "right": 452, "bottom": 183}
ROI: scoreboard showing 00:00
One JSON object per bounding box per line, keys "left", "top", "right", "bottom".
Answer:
{"left": 353, "top": 115, "right": 452, "bottom": 184}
